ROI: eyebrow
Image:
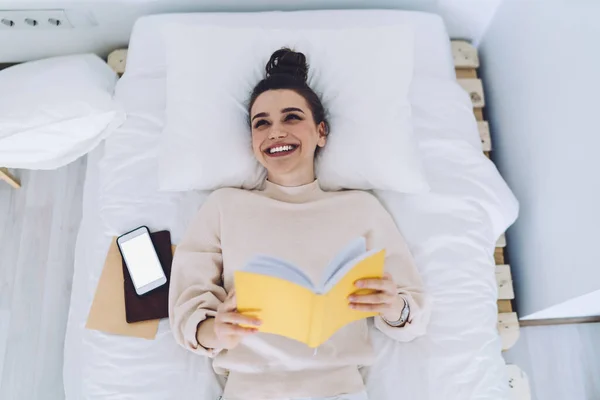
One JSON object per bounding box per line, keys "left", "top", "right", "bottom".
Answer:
{"left": 251, "top": 112, "right": 268, "bottom": 122}
{"left": 281, "top": 107, "right": 305, "bottom": 114}
{"left": 251, "top": 107, "right": 305, "bottom": 122}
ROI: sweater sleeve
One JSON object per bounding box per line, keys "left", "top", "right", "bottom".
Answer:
{"left": 367, "top": 197, "right": 431, "bottom": 342}
{"left": 169, "top": 192, "right": 227, "bottom": 357}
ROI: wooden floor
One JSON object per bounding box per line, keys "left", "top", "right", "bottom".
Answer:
{"left": 1, "top": 160, "right": 599, "bottom": 400}
{"left": 0, "top": 159, "right": 86, "bottom": 400}
{"left": 503, "top": 323, "right": 600, "bottom": 400}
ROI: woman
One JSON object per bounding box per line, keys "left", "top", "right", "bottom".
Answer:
{"left": 169, "top": 48, "right": 430, "bottom": 400}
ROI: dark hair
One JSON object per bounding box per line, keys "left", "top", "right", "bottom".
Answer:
{"left": 248, "top": 48, "right": 329, "bottom": 135}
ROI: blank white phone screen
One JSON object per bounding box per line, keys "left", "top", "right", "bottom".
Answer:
{"left": 120, "top": 233, "right": 164, "bottom": 288}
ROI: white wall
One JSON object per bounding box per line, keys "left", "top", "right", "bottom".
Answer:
{"left": 0, "top": 0, "right": 500, "bottom": 62}
{"left": 479, "top": 0, "right": 600, "bottom": 318}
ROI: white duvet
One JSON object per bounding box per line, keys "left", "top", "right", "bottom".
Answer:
{"left": 64, "top": 10, "right": 518, "bottom": 400}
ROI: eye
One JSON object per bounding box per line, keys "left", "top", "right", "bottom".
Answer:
{"left": 254, "top": 119, "right": 270, "bottom": 129}
{"left": 284, "top": 113, "right": 303, "bottom": 122}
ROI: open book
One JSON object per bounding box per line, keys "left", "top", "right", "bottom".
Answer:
{"left": 234, "top": 237, "right": 385, "bottom": 348}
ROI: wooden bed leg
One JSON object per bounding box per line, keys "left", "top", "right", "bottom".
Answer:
{"left": 0, "top": 167, "right": 21, "bottom": 189}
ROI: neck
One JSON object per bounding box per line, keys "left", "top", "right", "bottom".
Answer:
{"left": 267, "top": 166, "right": 315, "bottom": 187}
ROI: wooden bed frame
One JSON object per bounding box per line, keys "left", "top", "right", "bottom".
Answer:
{"left": 108, "top": 43, "right": 530, "bottom": 398}
{"left": 452, "top": 43, "right": 519, "bottom": 341}
{"left": 452, "top": 41, "right": 520, "bottom": 347}
{"left": 452, "top": 41, "right": 530, "bottom": 398}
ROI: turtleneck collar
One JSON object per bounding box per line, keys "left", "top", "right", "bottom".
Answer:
{"left": 260, "top": 179, "right": 324, "bottom": 203}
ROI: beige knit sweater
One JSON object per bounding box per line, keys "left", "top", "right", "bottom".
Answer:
{"left": 169, "top": 180, "right": 430, "bottom": 400}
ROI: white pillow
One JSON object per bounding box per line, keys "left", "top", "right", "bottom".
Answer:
{"left": 0, "top": 54, "right": 125, "bottom": 170}
{"left": 160, "top": 25, "right": 429, "bottom": 193}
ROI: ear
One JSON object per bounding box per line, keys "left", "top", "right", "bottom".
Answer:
{"left": 317, "top": 122, "right": 327, "bottom": 148}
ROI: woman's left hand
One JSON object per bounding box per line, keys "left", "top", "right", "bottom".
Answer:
{"left": 349, "top": 272, "right": 404, "bottom": 322}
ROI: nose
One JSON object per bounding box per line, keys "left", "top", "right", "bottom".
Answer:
{"left": 268, "top": 124, "right": 288, "bottom": 140}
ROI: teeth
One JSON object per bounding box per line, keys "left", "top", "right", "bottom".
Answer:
{"left": 269, "top": 145, "right": 295, "bottom": 154}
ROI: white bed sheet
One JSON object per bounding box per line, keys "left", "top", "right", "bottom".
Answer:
{"left": 64, "top": 10, "right": 518, "bottom": 400}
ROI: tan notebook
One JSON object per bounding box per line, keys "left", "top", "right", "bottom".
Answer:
{"left": 85, "top": 238, "right": 176, "bottom": 340}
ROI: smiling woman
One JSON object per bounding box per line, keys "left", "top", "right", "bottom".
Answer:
{"left": 169, "top": 47, "right": 430, "bottom": 400}
{"left": 248, "top": 49, "right": 329, "bottom": 187}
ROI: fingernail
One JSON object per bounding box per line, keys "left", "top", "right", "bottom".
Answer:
{"left": 348, "top": 296, "right": 356, "bottom": 301}
{"left": 254, "top": 320, "right": 262, "bottom": 326}
{"left": 355, "top": 281, "right": 363, "bottom": 287}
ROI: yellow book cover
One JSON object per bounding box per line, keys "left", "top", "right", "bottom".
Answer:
{"left": 234, "top": 237, "right": 385, "bottom": 348}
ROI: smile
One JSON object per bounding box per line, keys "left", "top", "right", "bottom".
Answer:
{"left": 264, "top": 144, "right": 299, "bottom": 157}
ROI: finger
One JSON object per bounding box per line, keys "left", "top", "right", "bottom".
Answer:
{"left": 226, "top": 289, "right": 236, "bottom": 300}
{"left": 217, "top": 323, "right": 259, "bottom": 336}
{"left": 221, "top": 295, "right": 238, "bottom": 312}
{"left": 355, "top": 278, "right": 396, "bottom": 293}
{"left": 348, "top": 302, "right": 391, "bottom": 313}
{"left": 220, "top": 301, "right": 236, "bottom": 313}
{"left": 219, "top": 312, "right": 262, "bottom": 327}
{"left": 348, "top": 292, "right": 395, "bottom": 305}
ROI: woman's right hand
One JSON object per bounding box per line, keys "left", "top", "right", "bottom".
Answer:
{"left": 213, "top": 290, "right": 262, "bottom": 350}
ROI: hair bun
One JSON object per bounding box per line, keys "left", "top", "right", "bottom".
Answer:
{"left": 265, "top": 48, "right": 309, "bottom": 82}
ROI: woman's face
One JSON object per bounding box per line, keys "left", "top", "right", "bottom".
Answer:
{"left": 250, "top": 89, "right": 326, "bottom": 182}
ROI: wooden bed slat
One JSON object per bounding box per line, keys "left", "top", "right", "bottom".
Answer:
{"left": 478, "top": 121, "right": 492, "bottom": 151}
{"left": 473, "top": 108, "right": 484, "bottom": 121}
{"left": 494, "top": 248, "right": 505, "bottom": 264}
{"left": 496, "top": 264, "right": 515, "bottom": 300}
{"left": 458, "top": 78, "right": 485, "bottom": 108}
{"left": 452, "top": 41, "right": 480, "bottom": 69}
{"left": 498, "top": 312, "right": 520, "bottom": 351}
{"left": 456, "top": 68, "right": 477, "bottom": 79}
{"left": 498, "top": 300, "right": 513, "bottom": 313}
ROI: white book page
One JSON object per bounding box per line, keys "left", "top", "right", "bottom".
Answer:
{"left": 242, "top": 255, "right": 315, "bottom": 290}
{"left": 321, "top": 237, "right": 367, "bottom": 282}
{"left": 320, "top": 248, "right": 381, "bottom": 293}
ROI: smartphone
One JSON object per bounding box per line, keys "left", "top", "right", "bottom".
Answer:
{"left": 117, "top": 226, "right": 167, "bottom": 295}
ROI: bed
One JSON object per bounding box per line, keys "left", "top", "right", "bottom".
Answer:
{"left": 63, "top": 10, "right": 519, "bottom": 400}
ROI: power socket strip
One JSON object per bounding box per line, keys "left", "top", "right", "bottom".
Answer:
{"left": 0, "top": 9, "right": 72, "bottom": 30}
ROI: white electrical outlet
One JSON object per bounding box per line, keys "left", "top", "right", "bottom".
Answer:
{"left": 0, "top": 10, "right": 72, "bottom": 30}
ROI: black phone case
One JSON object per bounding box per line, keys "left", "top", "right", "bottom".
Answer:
{"left": 117, "top": 227, "right": 172, "bottom": 323}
